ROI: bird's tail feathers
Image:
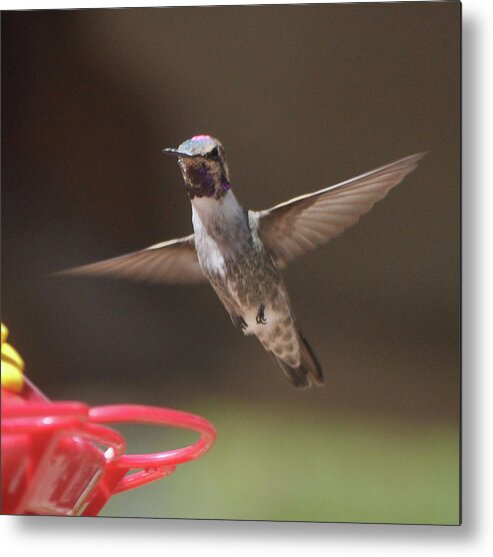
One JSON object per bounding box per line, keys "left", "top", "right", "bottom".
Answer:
{"left": 272, "top": 330, "right": 324, "bottom": 389}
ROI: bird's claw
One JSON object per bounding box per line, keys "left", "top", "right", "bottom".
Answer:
{"left": 256, "top": 303, "right": 267, "bottom": 325}
{"left": 235, "top": 315, "right": 248, "bottom": 330}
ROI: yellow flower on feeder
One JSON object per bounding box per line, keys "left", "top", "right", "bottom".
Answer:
{"left": 1, "top": 323, "right": 25, "bottom": 393}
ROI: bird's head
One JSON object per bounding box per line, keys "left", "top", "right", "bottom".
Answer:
{"left": 163, "top": 135, "right": 231, "bottom": 200}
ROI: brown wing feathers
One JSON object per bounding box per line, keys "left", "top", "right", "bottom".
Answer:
{"left": 54, "top": 235, "right": 206, "bottom": 284}
{"left": 256, "top": 153, "right": 426, "bottom": 267}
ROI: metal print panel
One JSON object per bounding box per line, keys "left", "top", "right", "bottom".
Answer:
{"left": 1, "top": 1, "right": 461, "bottom": 524}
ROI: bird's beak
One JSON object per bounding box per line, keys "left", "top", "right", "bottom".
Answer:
{"left": 162, "top": 148, "right": 194, "bottom": 158}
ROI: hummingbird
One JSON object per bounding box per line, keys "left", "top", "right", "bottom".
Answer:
{"left": 59, "top": 135, "right": 425, "bottom": 389}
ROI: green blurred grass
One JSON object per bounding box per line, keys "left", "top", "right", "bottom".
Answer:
{"left": 101, "top": 400, "right": 459, "bottom": 524}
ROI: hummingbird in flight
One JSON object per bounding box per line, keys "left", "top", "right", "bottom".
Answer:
{"left": 60, "top": 135, "right": 425, "bottom": 389}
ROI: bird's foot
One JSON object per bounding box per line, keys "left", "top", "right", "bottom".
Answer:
{"left": 235, "top": 315, "right": 248, "bottom": 330}
{"left": 256, "top": 303, "right": 267, "bottom": 325}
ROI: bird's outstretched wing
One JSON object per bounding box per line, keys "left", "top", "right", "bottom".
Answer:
{"left": 255, "top": 152, "right": 426, "bottom": 267}
{"left": 55, "top": 234, "right": 206, "bottom": 284}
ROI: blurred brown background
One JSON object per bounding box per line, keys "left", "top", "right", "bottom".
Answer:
{"left": 1, "top": 2, "right": 460, "bottom": 523}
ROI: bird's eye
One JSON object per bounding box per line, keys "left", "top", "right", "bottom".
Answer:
{"left": 208, "top": 147, "right": 219, "bottom": 158}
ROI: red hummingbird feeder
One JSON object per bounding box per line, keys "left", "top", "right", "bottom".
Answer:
{"left": 1, "top": 324, "right": 216, "bottom": 516}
